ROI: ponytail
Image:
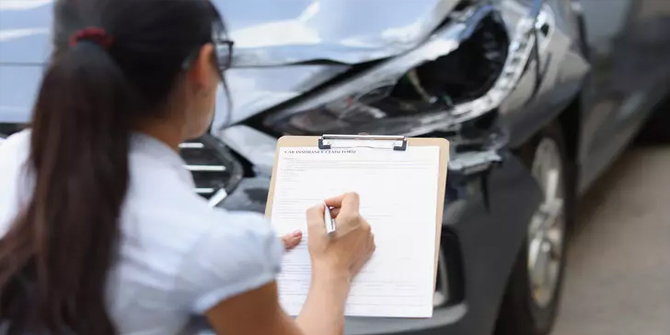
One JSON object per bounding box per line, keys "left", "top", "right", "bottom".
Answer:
{"left": 0, "top": 0, "right": 226, "bottom": 332}
{"left": 0, "top": 41, "right": 131, "bottom": 334}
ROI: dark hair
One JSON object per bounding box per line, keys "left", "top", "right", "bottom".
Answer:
{"left": 0, "top": 0, "right": 225, "bottom": 333}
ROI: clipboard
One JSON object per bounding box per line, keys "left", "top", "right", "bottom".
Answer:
{"left": 265, "top": 134, "right": 450, "bottom": 317}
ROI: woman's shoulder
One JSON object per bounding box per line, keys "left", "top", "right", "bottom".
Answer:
{"left": 175, "top": 208, "right": 284, "bottom": 313}
{"left": 128, "top": 203, "right": 284, "bottom": 313}
{"left": 119, "top": 187, "right": 284, "bottom": 312}
{"left": 0, "top": 129, "right": 31, "bottom": 159}
{"left": 123, "top": 177, "right": 280, "bottom": 259}
{"left": 0, "top": 130, "right": 32, "bottom": 235}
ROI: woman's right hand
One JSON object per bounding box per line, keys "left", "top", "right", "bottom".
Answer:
{"left": 305, "top": 192, "right": 376, "bottom": 282}
{"left": 208, "top": 192, "right": 374, "bottom": 335}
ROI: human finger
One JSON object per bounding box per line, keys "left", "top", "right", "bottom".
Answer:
{"left": 329, "top": 207, "right": 341, "bottom": 218}
{"left": 281, "top": 230, "right": 303, "bottom": 251}
{"left": 324, "top": 194, "right": 346, "bottom": 208}
{"left": 340, "top": 192, "right": 360, "bottom": 212}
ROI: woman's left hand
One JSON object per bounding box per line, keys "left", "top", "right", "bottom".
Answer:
{"left": 281, "top": 230, "right": 303, "bottom": 251}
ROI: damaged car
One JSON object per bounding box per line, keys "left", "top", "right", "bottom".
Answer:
{"left": 2, "top": 0, "right": 670, "bottom": 334}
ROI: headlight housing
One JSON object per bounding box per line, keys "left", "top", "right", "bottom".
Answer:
{"left": 263, "top": 5, "right": 538, "bottom": 137}
{"left": 267, "top": 76, "right": 458, "bottom": 136}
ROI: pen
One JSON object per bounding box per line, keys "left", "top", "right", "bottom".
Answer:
{"left": 324, "top": 202, "right": 336, "bottom": 235}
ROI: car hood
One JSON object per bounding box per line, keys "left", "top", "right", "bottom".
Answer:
{"left": 0, "top": 0, "right": 460, "bottom": 65}
{"left": 0, "top": 0, "right": 459, "bottom": 124}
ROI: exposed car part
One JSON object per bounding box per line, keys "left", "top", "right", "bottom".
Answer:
{"left": 449, "top": 149, "right": 503, "bottom": 175}
{"left": 496, "top": 122, "right": 571, "bottom": 335}
{"left": 178, "top": 134, "right": 244, "bottom": 203}
{"left": 257, "top": 4, "right": 544, "bottom": 137}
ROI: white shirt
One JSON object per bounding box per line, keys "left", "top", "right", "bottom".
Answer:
{"left": 0, "top": 130, "right": 284, "bottom": 334}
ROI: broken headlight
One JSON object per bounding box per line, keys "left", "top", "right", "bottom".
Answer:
{"left": 264, "top": 8, "right": 511, "bottom": 137}
{"left": 266, "top": 76, "right": 459, "bottom": 136}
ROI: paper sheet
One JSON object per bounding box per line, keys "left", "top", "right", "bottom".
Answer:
{"left": 270, "top": 145, "right": 440, "bottom": 318}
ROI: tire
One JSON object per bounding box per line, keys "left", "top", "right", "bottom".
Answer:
{"left": 495, "top": 121, "right": 575, "bottom": 335}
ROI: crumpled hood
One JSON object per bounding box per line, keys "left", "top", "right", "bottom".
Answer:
{"left": 217, "top": 0, "right": 460, "bottom": 66}
{"left": 0, "top": 0, "right": 460, "bottom": 124}
{"left": 0, "top": 0, "right": 460, "bottom": 65}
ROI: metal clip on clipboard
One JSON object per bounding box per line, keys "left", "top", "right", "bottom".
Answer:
{"left": 318, "top": 134, "right": 408, "bottom": 151}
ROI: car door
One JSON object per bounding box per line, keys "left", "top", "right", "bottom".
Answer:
{"left": 577, "top": 0, "right": 670, "bottom": 192}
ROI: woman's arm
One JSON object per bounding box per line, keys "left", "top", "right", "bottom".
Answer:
{"left": 295, "top": 269, "right": 351, "bottom": 335}
{"left": 206, "top": 275, "right": 350, "bottom": 335}
{"left": 206, "top": 193, "right": 373, "bottom": 335}
{"left": 206, "top": 281, "right": 302, "bottom": 335}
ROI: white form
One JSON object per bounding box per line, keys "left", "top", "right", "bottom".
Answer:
{"left": 270, "top": 145, "right": 441, "bottom": 318}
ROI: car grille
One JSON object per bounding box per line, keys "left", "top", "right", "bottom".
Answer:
{"left": 179, "top": 135, "right": 243, "bottom": 202}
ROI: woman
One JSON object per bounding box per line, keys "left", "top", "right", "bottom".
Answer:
{"left": 0, "top": 0, "right": 375, "bottom": 334}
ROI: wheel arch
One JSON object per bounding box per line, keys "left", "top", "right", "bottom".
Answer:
{"left": 557, "top": 95, "right": 582, "bottom": 170}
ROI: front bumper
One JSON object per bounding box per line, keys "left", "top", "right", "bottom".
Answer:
{"left": 214, "top": 127, "right": 542, "bottom": 335}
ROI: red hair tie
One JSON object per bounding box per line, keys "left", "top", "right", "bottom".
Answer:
{"left": 69, "top": 27, "right": 114, "bottom": 49}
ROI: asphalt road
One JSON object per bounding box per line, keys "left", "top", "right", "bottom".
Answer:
{"left": 552, "top": 144, "right": 670, "bottom": 335}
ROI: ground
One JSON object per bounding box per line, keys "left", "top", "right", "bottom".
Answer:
{"left": 552, "top": 144, "right": 670, "bottom": 335}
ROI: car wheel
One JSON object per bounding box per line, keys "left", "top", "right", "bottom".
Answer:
{"left": 495, "top": 122, "right": 574, "bottom": 335}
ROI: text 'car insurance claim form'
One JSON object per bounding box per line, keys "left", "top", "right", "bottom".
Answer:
{"left": 267, "top": 136, "right": 447, "bottom": 318}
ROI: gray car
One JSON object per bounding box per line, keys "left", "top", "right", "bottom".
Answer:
{"left": 2, "top": 0, "right": 669, "bottom": 334}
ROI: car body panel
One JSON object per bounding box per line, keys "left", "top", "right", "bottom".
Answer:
{"left": 0, "top": 65, "right": 43, "bottom": 123}
{"left": 576, "top": 0, "right": 670, "bottom": 192}
{"left": 0, "top": 0, "right": 461, "bottom": 65}
{"left": 498, "top": 0, "right": 589, "bottom": 148}
{"left": 213, "top": 0, "right": 461, "bottom": 66}
{"left": 212, "top": 64, "right": 350, "bottom": 125}
{"left": 0, "top": 0, "right": 52, "bottom": 64}
{"left": 0, "top": 0, "right": 460, "bottom": 124}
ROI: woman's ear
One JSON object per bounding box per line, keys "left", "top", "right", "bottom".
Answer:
{"left": 187, "top": 43, "right": 217, "bottom": 91}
